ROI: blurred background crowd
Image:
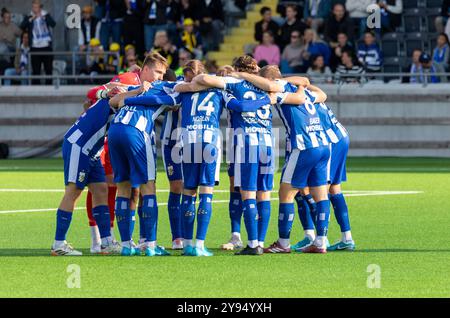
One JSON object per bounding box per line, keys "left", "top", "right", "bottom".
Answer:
{"left": 0, "top": 0, "right": 449, "bottom": 85}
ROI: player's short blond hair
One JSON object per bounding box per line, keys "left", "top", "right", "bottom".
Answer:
{"left": 259, "top": 65, "right": 282, "bottom": 80}
{"left": 232, "top": 55, "right": 259, "bottom": 75}
{"left": 143, "top": 52, "right": 168, "bottom": 70}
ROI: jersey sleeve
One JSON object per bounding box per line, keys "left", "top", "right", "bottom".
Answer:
{"left": 305, "top": 89, "right": 317, "bottom": 103}
{"left": 275, "top": 92, "right": 289, "bottom": 105}
{"left": 223, "top": 76, "right": 242, "bottom": 92}
{"left": 223, "top": 91, "right": 271, "bottom": 113}
{"left": 125, "top": 92, "right": 181, "bottom": 107}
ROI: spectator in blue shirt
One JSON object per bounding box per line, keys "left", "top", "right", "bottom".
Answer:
{"left": 302, "top": 28, "right": 331, "bottom": 69}
{"left": 418, "top": 52, "right": 440, "bottom": 84}
{"left": 357, "top": 31, "right": 383, "bottom": 73}
{"left": 432, "top": 33, "right": 450, "bottom": 82}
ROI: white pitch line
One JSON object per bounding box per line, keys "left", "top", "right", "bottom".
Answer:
{"left": 0, "top": 189, "right": 234, "bottom": 193}
{"left": 0, "top": 191, "right": 423, "bottom": 215}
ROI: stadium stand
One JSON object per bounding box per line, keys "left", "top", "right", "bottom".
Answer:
{"left": 0, "top": 0, "right": 448, "bottom": 85}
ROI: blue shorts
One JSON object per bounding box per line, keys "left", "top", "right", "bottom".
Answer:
{"left": 329, "top": 136, "right": 349, "bottom": 185}
{"left": 234, "top": 143, "right": 274, "bottom": 192}
{"left": 108, "top": 124, "right": 156, "bottom": 188}
{"left": 162, "top": 143, "right": 183, "bottom": 182}
{"left": 281, "top": 146, "right": 330, "bottom": 189}
{"left": 182, "top": 143, "right": 220, "bottom": 190}
{"left": 62, "top": 139, "right": 105, "bottom": 189}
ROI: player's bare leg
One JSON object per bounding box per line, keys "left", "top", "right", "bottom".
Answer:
{"left": 221, "top": 176, "right": 244, "bottom": 250}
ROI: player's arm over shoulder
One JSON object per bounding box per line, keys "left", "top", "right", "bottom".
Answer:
{"left": 306, "top": 84, "right": 327, "bottom": 104}
{"left": 192, "top": 74, "right": 227, "bottom": 89}
{"left": 109, "top": 85, "right": 143, "bottom": 108}
{"left": 173, "top": 81, "right": 210, "bottom": 93}
{"left": 276, "top": 85, "right": 306, "bottom": 105}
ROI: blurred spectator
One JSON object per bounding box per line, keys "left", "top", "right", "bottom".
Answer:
{"left": 357, "top": 31, "right": 383, "bottom": 73}
{"left": 378, "top": 0, "right": 402, "bottom": 33}
{"left": 436, "top": 0, "right": 450, "bottom": 38}
{"left": 303, "top": 0, "right": 332, "bottom": 32}
{"left": 324, "top": 3, "right": 354, "bottom": 44}
{"left": 143, "top": 0, "right": 170, "bottom": 52}
{"left": 97, "top": 0, "right": 126, "bottom": 49}
{"left": 335, "top": 49, "right": 366, "bottom": 83}
{"left": 78, "top": 6, "right": 101, "bottom": 52}
{"left": 280, "top": 30, "right": 305, "bottom": 73}
{"left": 20, "top": 0, "right": 56, "bottom": 85}
{"left": 81, "top": 38, "right": 106, "bottom": 77}
{"left": 174, "top": 48, "right": 193, "bottom": 76}
{"left": 234, "top": 0, "right": 248, "bottom": 12}
{"left": 302, "top": 28, "right": 331, "bottom": 68}
{"left": 181, "top": 18, "right": 203, "bottom": 59}
{"left": 409, "top": 49, "right": 422, "bottom": 84}
{"left": 198, "top": 0, "right": 225, "bottom": 51}
{"left": 3, "top": 32, "right": 30, "bottom": 86}
{"left": 330, "top": 32, "right": 354, "bottom": 71}
{"left": 345, "top": 0, "right": 374, "bottom": 39}
{"left": 0, "top": 8, "right": 22, "bottom": 52}
{"left": 152, "top": 30, "right": 179, "bottom": 69}
{"left": 418, "top": 52, "right": 439, "bottom": 84}
{"left": 254, "top": 31, "right": 280, "bottom": 66}
{"left": 105, "top": 42, "right": 122, "bottom": 73}
{"left": 279, "top": 5, "right": 307, "bottom": 49}
{"left": 205, "top": 59, "right": 219, "bottom": 74}
{"left": 254, "top": 7, "right": 279, "bottom": 44}
{"left": 173, "top": 0, "right": 201, "bottom": 29}
{"left": 432, "top": 33, "right": 450, "bottom": 82}
{"left": 307, "top": 54, "right": 333, "bottom": 83}
{"left": 120, "top": 53, "right": 138, "bottom": 73}
{"left": 123, "top": 0, "right": 145, "bottom": 56}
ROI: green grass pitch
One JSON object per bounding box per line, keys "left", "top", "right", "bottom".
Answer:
{"left": 0, "top": 157, "right": 449, "bottom": 298}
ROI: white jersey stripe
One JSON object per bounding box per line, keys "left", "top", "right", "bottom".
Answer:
{"left": 326, "top": 129, "right": 339, "bottom": 144}
{"left": 135, "top": 116, "right": 148, "bottom": 132}
{"left": 81, "top": 124, "right": 107, "bottom": 156}
{"left": 309, "top": 133, "right": 319, "bottom": 148}
{"left": 296, "top": 135, "right": 306, "bottom": 150}
{"left": 121, "top": 111, "right": 133, "bottom": 125}
{"left": 68, "top": 144, "right": 81, "bottom": 183}
{"left": 282, "top": 149, "right": 299, "bottom": 184}
{"left": 144, "top": 132, "right": 156, "bottom": 181}
{"left": 337, "top": 123, "right": 348, "bottom": 138}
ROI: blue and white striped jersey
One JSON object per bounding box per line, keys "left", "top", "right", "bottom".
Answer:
{"left": 64, "top": 99, "right": 115, "bottom": 159}
{"left": 275, "top": 82, "right": 329, "bottom": 151}
{"left": 112, "top": 81, "right": 173, "bottom": 135}
{"left": 223, "top": 77, "right": 273, "bottom": 147}
{"left": 315, "top": 102, "right": 348, "bottom": 144}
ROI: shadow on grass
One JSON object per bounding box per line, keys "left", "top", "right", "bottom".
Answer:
{"left": 1, "top": 247, "right": 450, "bottom": 257}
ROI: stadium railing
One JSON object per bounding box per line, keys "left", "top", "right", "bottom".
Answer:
{"left": 0, "top": 50, "right": 121, "bottom": 82}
